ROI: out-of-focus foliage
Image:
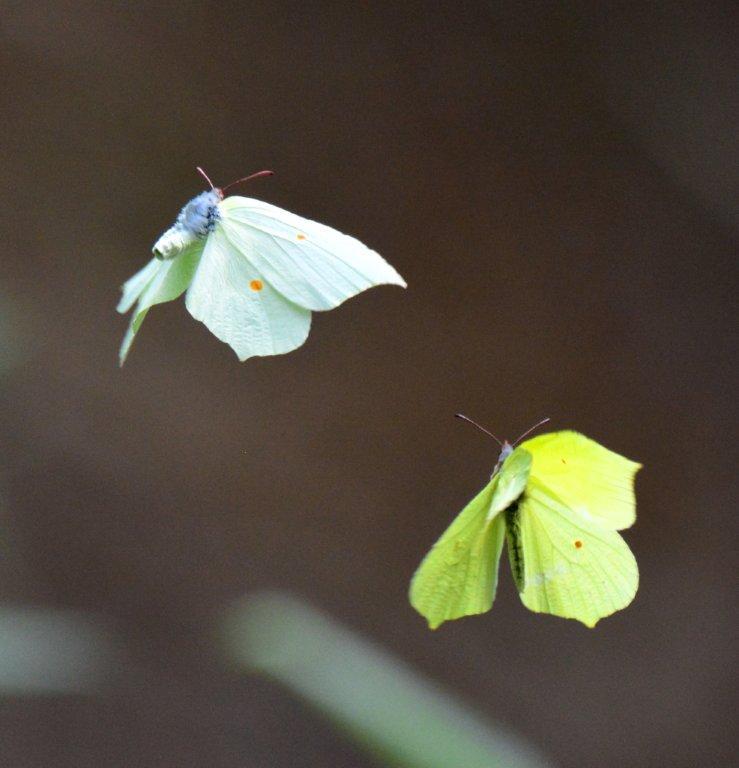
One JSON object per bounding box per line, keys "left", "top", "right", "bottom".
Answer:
{"left": 223, "top": 592, "right": 555, "bottom": 768}
{"left": 0, "top": 607, "right": 116, "bottom": 695}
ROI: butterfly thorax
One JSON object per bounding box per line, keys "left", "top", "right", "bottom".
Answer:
{"left": 153, "top": 189, "right": 223, "bottom": 260}
{"left": 498, "top": 442, "right": 513, "bottom": 463}
{"left": 177, "top": 190, "right": 223, "bottom": 236}
{"left": 492, "top": 441, "right": 513, "bottom": 475}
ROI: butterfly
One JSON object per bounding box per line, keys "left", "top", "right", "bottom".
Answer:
{"left": 116, "top": 168, "right": 406, "bottom": 364}
{"left": 410, "top": 416, "right": 641, "bottom": 628}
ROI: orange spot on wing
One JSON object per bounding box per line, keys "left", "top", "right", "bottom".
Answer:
{"left": 561, "top": 458, "right": 567, "bottom": 464}
{"left": 249, "top": 279, "right": 264, "bottom": 291}
{"left": 574, "top": 540, "right": 583, "bottom": 549}
{"left": 296, "top": 233, "right": 306, "bottom": 240}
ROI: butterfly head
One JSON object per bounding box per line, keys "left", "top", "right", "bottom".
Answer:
{"left": 492, "top": 440, "right": 514, "bottom": 474}
{"left": 454, "top": 414, "right": 550, "bottom": 473}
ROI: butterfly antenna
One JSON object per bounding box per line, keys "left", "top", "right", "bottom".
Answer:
{"left": 512, "top": 417, "right": 551, "bottom": 446}
{"left": 454, "top": 413, "right": 503, "bottom": 447}
{"left": 196, "top": 166, "right": 216, "bottom": 190}
{"left": 221, "top": 170, "right": 275, "bottom": 193}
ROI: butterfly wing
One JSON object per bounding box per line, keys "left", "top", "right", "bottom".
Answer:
{"left": 117, "top": 241, "right": 203, "bottom": 365}
{"left": 410, "top": 479, "right": 506, "bottom": 629}
{"left": 521, "top": 431, "right": 641, "bottom": 530}
{"left": 185, "top": 225, "right": 311, "bottom": 361}
{"left": 409, "top": 449, "right": 532, "bottom": 629}
{"left": 118, "top": 258, "right": 161, "bottom": 315}
{"left": 217, "top": 196, "right": 406, "bottom": 311}
{"left": 507, "top": 479, "right": 638, "bottom": 627}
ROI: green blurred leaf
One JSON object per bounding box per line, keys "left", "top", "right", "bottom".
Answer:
{"left": 0, "top": 607, "right": 115, "bottom": 695}
{"left": 223, "top": 592, "right": 555, "bottom": 768}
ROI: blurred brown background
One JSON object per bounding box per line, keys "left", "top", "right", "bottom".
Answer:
{"left": 1, "top": 1, "right": 737, "bottom": 766}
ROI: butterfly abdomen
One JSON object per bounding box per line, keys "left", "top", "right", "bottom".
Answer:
{"left": 505, "top": 503, "right": 526, "bottom": 592}
{"left": 153, "top": 190, "right": 222, "bottom": 260}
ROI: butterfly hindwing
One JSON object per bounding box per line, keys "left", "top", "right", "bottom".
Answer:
{"left": 219, "top": 196, "right": 406, "bottom": 311}
{"left": 509, "top": 478, "right": 639, "bottom": 627}
{"left": 184, "top": 226, "right": 311, "bottom": 361}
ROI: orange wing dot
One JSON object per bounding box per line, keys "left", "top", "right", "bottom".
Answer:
{"left": 296, "top": 233, "right": 306, "bottom": 240}
{"left": 249, "top": 279, "right": 264, "bottom": 292}
{"left": 561, "top": 458, "right": 567, "bottom": 464}
{"left": 574, "top": 540, "right": 583, "bottom": 549}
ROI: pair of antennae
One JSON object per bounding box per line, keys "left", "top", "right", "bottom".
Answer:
{"left": 455, "top": 413, "right": 550, "bottom": 447}
{"left": 196, "top": 166, "right": 274, "bottom": 193}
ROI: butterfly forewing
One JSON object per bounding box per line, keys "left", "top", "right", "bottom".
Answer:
{"left": 521, "top": 431, "right": 641, "bottom": 530}
{"left": 219, "top": 196, "right": 406, "bottom": 312}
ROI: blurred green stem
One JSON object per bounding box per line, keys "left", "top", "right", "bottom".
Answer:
{"left": 223, "top": 592, "right": 554, "bottom": 768}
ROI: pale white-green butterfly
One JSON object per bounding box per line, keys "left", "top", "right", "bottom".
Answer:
{"left": 117, "top": 168, "right": 406, "bottom": 364}
{"left": 410, "top": 415, "right": 641, "bottom": 628}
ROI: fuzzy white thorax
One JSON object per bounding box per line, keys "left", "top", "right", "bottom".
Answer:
{"left": 153, "top": 189, "right": 222, "bottom": 260}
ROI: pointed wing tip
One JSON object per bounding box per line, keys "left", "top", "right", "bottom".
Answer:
{"left": 118, "top": 344, "right": 131, "bottom": 367}
{"left": 387, "top": 268, "right": 407, "bottom": 289}
{"left": 412, "top": 604, "right": 465, "bottom": 630}
{"left": 574, "top": 603, "right": 638, "bottom": 628}
{"left": 418, "top": 612, "right": 443, "bottom": 630}
{"left": 365, "top": 272, "right": 406, "bottom": 292}
{"left": 427, "top": 621, "right": 442, "bottom": 631}
{"left": 409, "top": 598, "right": 443, "bottom": 630}
{"left": 118, "top": 323, "right": 138, "bottom": 366}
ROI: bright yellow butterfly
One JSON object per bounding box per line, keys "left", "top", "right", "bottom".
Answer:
{"left": 410, "top": 417, "right": 641, "bottom": 628}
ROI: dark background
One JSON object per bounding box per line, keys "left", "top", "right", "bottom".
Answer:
{"left": 1, "top": 1, "right": 737, "bottom": 766}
